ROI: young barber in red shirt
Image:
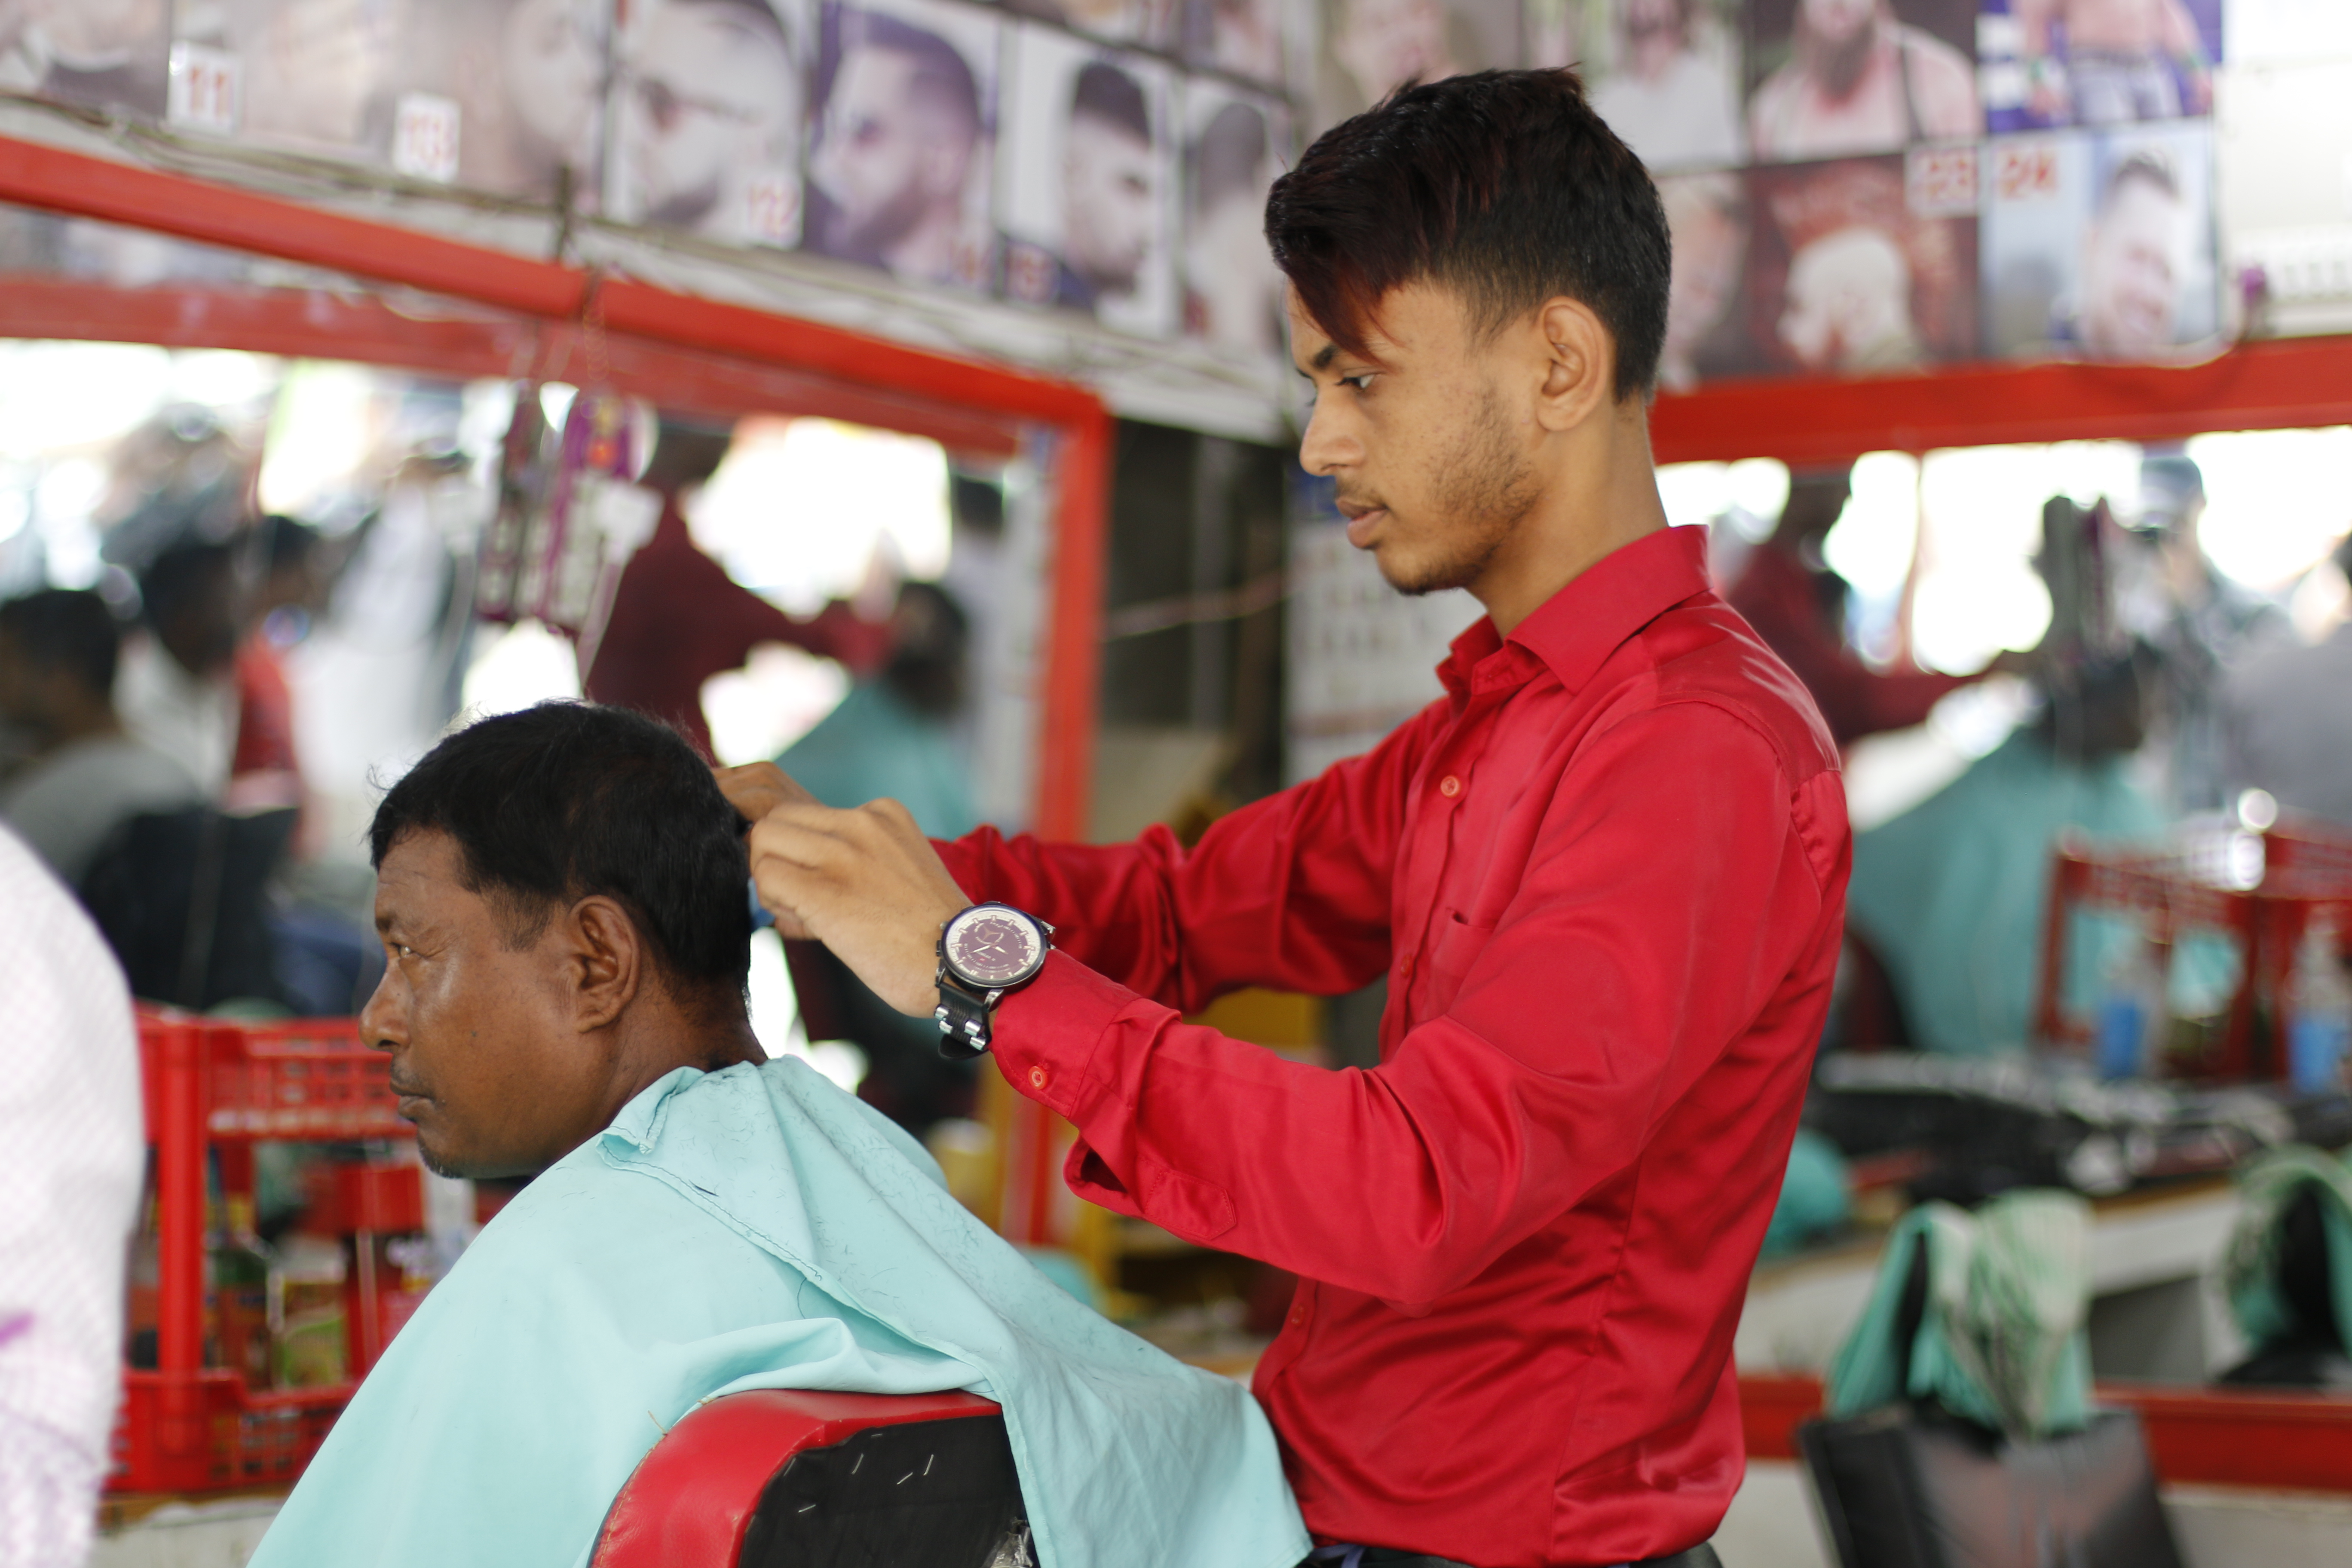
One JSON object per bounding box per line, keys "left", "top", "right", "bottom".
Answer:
{"left": 726, "top": 69, "right": 1849, "bottom": 1568}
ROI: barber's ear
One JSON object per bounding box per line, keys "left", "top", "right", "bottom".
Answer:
{"left": 1533, "top": 296, "right": 1613, "bottom": 432}
{"left": 564, "top": 897, "right": 643, "bottom": 1032}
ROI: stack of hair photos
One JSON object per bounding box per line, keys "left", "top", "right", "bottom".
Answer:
{"left": 2, "top": 0, "right": 2269, "bottom": 378}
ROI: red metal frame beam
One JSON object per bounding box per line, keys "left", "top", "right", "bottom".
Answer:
{"left": 1739, "top": 1373, "right": 2352, "bottom": 1492}
{"left": 0, "top": 276, "right": 1021, "bottom": 457}
{"left": 1653, "top": 336, "right": 2352, "bottom": 466}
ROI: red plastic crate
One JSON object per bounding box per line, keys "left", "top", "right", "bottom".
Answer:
{"left": 113, "top": 1371, "right": 351, "bottom": 1494}
{"left": 2035, "top": 816, "right": 2352, "bottom": 1078}
{"left": 117, "top": 1011, "right": 409, "bottom": 1495}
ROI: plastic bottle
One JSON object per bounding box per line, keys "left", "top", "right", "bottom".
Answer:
{"left": 2286, "top": 917, "right": 2352, "bottom": 1093}
{"left": 2095, "top": 932, "right": 2165, "bottom": 1080}
{"left": 210, "top": 1194, "right": 274, "bottom": 1390}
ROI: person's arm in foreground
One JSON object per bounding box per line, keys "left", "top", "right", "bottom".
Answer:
{"left": 743, "top": 700, "right": 1831, "bottom": 1304}
{"left": 0, "top": 834, "right": 143, "bottom": 1568}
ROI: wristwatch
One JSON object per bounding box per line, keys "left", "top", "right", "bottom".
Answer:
{"left": 934, "top": 903, "right": 1054, "bottom": 1059}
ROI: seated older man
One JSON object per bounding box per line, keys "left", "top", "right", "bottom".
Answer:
{"left": 249, "top": 704, "right": 1304, "bottom": 1568}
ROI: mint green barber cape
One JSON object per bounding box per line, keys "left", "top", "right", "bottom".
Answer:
{"left": 248, "top": 1057, "right": 1307, "bottom": 1568}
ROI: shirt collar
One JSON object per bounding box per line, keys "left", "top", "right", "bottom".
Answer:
{"left": 1438, "top": 525, "right": 1712, "bottom": 700}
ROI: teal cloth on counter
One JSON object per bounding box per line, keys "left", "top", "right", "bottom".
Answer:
{"left": 248, "top": 1057, "right": 1306, "bottom": 1568}
{"left": 2222, "top": 1145, "right": 2352, "bottom": 1354}
{"left": 1846, "top": 731, "right": 2166, "bottom": 1055}
{"left": 1826, "top": 1190, "right": 2093, "bottom": 1440}
{"left": 779, "top": 680, "right": 980, "bottom": 837}
{"left": 1762, "top": 1129, "right": 1851, "bottom": 1259}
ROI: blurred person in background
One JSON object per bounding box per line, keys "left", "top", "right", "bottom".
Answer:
{"left": 2119, "top": 453, "right": 2285, "bottom": 812}
{"left": 612, "top": 0, "right": 802, "bottom": 243}
{"left": 1589, "top": 0, "right": 1743, "bottom": 172}
{"left": 1747, "top": 0, "right": 1977, "bottom": 162}
{"left": 807, "top": 9, "right": 989, "bottom": 289}
{"left": 1844, "top": 649, "right": 2159, "bottom": 1054}
{"left": 1727, "top": 466, "right": 1997, "bottom": 747}
{"left": 778, "top": 582, "right": 978, "bottom": 1136}
{"left": 584, "top": 419, "right": 888, "bottom": 760}
{"left": 118, "top": 540, "right": 244, "bottom": 799}
{"left": 2015, "top": 0, "right": 2212, "bottom": 125}
{"left": 0, "top": 589, "right": 200, "bottom": 887}
{"left": 227, "top": 515, "right": 322, "bottom": 815}
{"left": 2222, "top": 530, "right": 2352, "bottom": 828}
{"left": 2069, "top": 148, "right": 2191, "bottom": 360}
{"left": 0, "top": 822, "right": 144, "bottom": 1568}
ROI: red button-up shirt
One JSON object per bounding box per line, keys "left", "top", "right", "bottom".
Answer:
{"left": 937, "top": 526, "right": 1849, "bottom": 1567}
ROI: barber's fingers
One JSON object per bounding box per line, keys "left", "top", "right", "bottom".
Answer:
{"left": 714, "top": 761, "right": 818, "bottom": 821}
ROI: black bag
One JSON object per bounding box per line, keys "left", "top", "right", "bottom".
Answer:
{"left": 1798, "top": 1404, "right": 2183, "bottom": 1568}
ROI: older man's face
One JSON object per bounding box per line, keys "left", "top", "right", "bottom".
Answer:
{"left": 361, "top": 830, "right": 615, "bottom": 1180}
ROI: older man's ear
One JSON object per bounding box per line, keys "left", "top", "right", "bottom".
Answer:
{"left": 564, "top": 896, "right": 646, "bottom": 1034}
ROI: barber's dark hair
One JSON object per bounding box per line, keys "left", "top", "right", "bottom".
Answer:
{"left": 1071, "top": 60, "right": 1150, "bottom": 144}
{"left": 1265, "top": 69, "right": 1669, "bottom": 400}
{"left": 840, "top": 9, "right": 980, "bottom": 133}
{"left": 370, "top": 703, "right": 752, "bottom": 1008}
{"left": 0, "top": 588, "right": 120, "bottom": 696}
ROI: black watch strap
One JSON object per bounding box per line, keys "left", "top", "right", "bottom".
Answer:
{"left": 934, "top": 968, "right": 999, "bottom": 1060}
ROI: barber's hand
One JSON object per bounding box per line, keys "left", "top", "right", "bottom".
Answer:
{"left": 746, "top": 798, "right": 970, "bottom": 1017}
{"left": 715, "top": 761, "right": 819, "bottom": 822}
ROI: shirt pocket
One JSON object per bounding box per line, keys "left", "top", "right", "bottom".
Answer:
{"left": 1421, "top": 909, "right": 1498, "bottom": 1014}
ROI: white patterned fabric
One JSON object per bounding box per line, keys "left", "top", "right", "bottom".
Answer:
{"left": 0, "top": 827, "right": 144, "bottom": 1566}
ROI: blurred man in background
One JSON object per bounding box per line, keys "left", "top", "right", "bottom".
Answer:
{"left": 1728, "top": 466, "right": 1983, "bottom": 747}
{"left": 2224, "top": 531, "right": 2352, "bottom": 828}
{"left": 0, "top": 589, "right": 200, "bottom": 887}
{"left": 2074, "top": 149, "right": 2190, "bottom": 360}
{"left": 612, "top": 0, "right": 802, "bottom": 243}
{"left": 1656, "top": 171, "right": 1745, "bottom": 391}
{"left": 1845, "top": 650, "right": 2160, "bottom": 1054}
{"left": 0, "top": 820, "right": 144, "bottom": 1568}
{"left": 584, "top": 418, "right": 888, "bottom": 760}
{"left": 808, "top": 9, "right": 989, "bottom": 288}
{"left": 1747, "top": 0, "right": 1977, "bottom": 161}
{"left": 118, "top": 539, "right": 244, "bottom": 800}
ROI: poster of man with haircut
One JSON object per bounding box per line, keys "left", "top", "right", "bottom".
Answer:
{"left": 805, "top": 0, "right": 998, "bottom": 291}
{"left": 1000, "top": 27, "right": 1177, "bottom": 336}
{"left": 611, "top": 0, "right": 806, "bottom": 245}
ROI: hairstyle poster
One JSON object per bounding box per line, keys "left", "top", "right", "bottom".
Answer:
{"left": 1744, "top": 151, "right": 1980, "bottom": 374}
{"left": 2, "top": 0, "right": 171, "bottom": 119}
{"left": 1978, "top": 0, "right": 2220, "bottom": 135}
{"left": 1313, "top": 0, "right": 1522, "bottom": 130}
{"left": 995, "top": 0, "right": 1179, "bottom": 51}
{"left": 1576, "top": 0, "right": 1749, "bottom": 174}
{"left": 1000, "top": 25, "right": 1179, "bottom": 336}
{"left": 1744, "top": 0, "right": 1979, "bottom": 164}
{"left": 608, "top": 0, "right": 810, "bottom": 245}
{"left": 1980, "top": 121, "right": 2218, "bottom": 360}
{"left": 1179, "top": 78, "right": 1290, "bottom": 358}
{"left": 1658, "top": 168, "right": 1754, "bottom": 389}
{"left": 805, "top": 0, "right": 1001, "bottom": 291}
{"left": 1178, "top": 0, "right": 1286, "bottom": 88}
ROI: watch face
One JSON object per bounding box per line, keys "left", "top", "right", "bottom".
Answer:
{"left": 946, "top": 907, "right": 1045, "bottom": 987}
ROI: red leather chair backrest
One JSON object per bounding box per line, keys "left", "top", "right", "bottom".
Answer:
{"left": 591, "top": 1388, "right": 1019, "bottom": 1568}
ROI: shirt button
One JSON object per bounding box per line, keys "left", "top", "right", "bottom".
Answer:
{"left": 1399, "top": 953, "right": 1415, "bottom": 977}
{"left": 1028, "top": 1066, "right": 1049, "bottom": 1090}
{"left": 1438, "top": 774, "right": 1462, "bottom": 797}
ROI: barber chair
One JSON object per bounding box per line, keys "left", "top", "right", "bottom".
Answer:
{"left": 591, "top": 1389, "right": 1033, "bottom": 1568}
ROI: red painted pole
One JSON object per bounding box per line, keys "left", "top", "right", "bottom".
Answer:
{"left": 153, "top": 1017, "right": 206, "bottom": 1459}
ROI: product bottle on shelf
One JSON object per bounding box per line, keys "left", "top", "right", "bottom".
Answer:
{"left": 2095, "top": 929, "right": 2166, "bottom": 1081}
{"left": 270, "top": 1231, "right": 350, "bottom": 1389}
{"left": 2286, "top": 917, "right": 2352, "bottom": 1093}
{"left": 209, "top": 1193, "right": 274, "bottom": 1390}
